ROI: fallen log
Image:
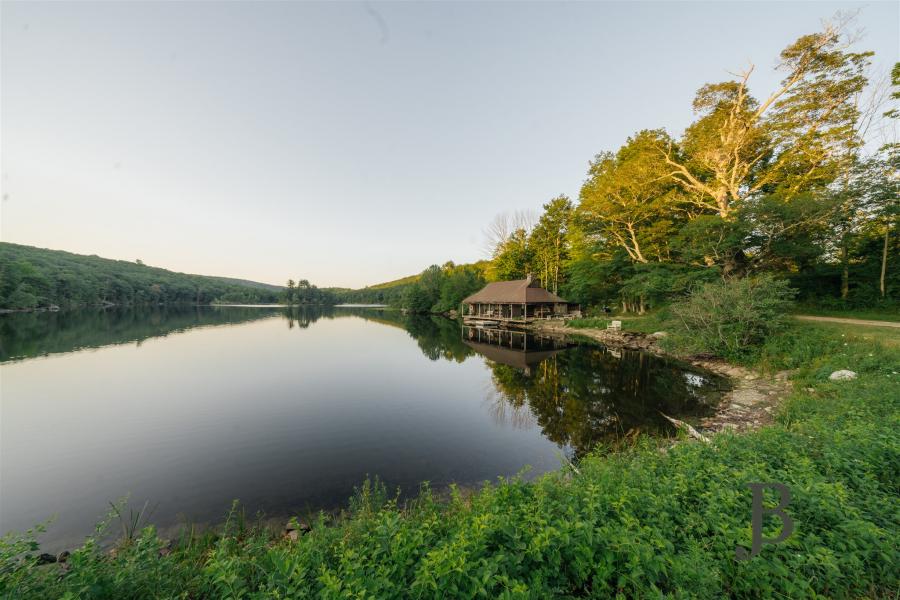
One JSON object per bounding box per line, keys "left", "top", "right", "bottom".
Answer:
{"left": 659, "top": 412, "right": 710, "bottom": 443}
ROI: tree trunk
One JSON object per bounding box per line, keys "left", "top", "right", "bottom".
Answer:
{"left": 626, "top": 224, "right": 648, "bottom": 263}
{"left": 723, "top": 249, "right": 748, "bottom": 279}
{"left": 881, "top": 225, "right": 889, "bottom": 298}
{"left": 840, "top": 240, "right": 849, "bottom": 300}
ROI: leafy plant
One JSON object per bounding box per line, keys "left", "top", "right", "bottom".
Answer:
{"left": 669, "top": 274, "right": 797, "bottom": 358}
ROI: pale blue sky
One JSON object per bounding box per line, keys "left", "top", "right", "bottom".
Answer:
{"left": 1, "top": 1, "right": 897, "bottom": 287}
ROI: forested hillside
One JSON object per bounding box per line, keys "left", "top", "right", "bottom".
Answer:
{"left": 337, "top": 261, "right": 490, "bottom": 313}
{"left": 0, "top": 243, "right": 282, "bottom": 310}
{"left": 336, "top": 274, "right": 419, "bottom": 305}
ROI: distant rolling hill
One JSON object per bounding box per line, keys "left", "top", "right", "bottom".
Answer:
{"left": 367, "top": 273, "right": 421, "bottom": 289}
{"left": 210, "top": 277, "right": 284, "bottom": 292}
{"left": 0, "top": 242, "right": 285, "bottom": 310}
{"left": 338, "top": 260, "right": 490, "bottom": 305}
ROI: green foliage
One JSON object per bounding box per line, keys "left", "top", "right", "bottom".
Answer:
{"left": 566, "top": 317, "right": 610, "bottom": 329}
{"left": 561, "top": 251, "right": 628, "bottom": 308}
{"left": 619, "top": 263, "right": 719, "bottom": 313}
{"left": 529, "top": 195, "right": 573, "bottom": 294}
{"left": 336, "top": 279, "right": 413, "bottom": 306}
{"left": 475, "top": 21, "right": 897, "bottom": 313}
{"left": 399, "top": 262, "right": 486, "bottom": 314}
{"left": 336, "top": 263, "right": 490, "bottom": 309}
{"left": 0, "top": 306, "right": 286, "bottom": 362}
{"left": 669, "top": 275, "right": 798, "bottom": 359}
{"left": 490, "top": 228, "right": 534, "bottom": 282}
{"left": 7, "top": 324, "right": 898, "bottom": 598}
{"left": 281, "top": 278, "right": 336, "bottom": 306}
{"left": 578, "top": 130, "right": 683, "bottom": 264}
{"left": 0, "top": 243, "right": 282, "bottom": 310}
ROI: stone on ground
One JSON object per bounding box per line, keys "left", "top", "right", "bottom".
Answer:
{"left": 828, "top": 369, "right": 857, "bottom": 381}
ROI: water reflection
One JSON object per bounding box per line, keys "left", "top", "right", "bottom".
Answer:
{"left": 0, "top": 306, "right": 281, "bottom": 362}
{"left": 463, "top": 326, "right": 572, "bottom": 375}
{"left": 0, "top": 305, "right": 434, "bottom": 361}
{"left": 461, "top": 325, "right": 726, "bottom": 457}
{"left": 1, "top": 310, "right": 727, "bottom": 458}
{"left": 1, "top": 307, "right": 728, "bottom": 550}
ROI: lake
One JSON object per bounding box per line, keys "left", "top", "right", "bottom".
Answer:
{"left": 0, "top": 306, "right": 727, "bottom": 551}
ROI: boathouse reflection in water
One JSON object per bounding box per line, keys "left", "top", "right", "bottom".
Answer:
{"left": 460, "top": 325, "right": 726, "bottom": 456}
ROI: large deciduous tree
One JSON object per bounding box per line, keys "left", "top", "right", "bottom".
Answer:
{"left": 662, "top": 18, "right": 872, "bottom": 218}
{"left": 579, "top": 130, "right": 684, "bottom": 265}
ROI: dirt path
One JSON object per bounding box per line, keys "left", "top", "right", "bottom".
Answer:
{"left": 794, "top": 315, "right": 900, "bottom": 328}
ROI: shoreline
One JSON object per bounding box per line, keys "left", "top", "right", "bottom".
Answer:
{"left": 0, "top": 302, "right": 346, "bottom": 315}
{"left": 525, "top": 320, "right": 792, "bottom": 434}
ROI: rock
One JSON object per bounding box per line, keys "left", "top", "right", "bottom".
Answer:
{"left": 651, "top": 331, "right": 668, "bottom": 338}
{"left": 36, "top": 553, "right": 57, "bottom": 565}
{"left": 284, "top": 519, "right": 311, "bottom": 541}
{"left": 744, "top": 374, "right": 758, "bottom": 381}
{"left": 56, "top": 551, "right": 70, "bottom": 563}
{"left": 829, "top": 369, "right": 857, "bottom": 381}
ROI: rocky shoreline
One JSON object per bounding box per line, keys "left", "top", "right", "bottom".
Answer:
{"left": 525, "top": 320, "right": 793, "bottom": 435}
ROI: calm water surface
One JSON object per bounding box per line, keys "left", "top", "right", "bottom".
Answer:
{"left": 0, "top": 307, "right": 727, "bottom": 550}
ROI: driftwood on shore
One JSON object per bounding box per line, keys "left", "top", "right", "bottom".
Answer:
{"left": 659, "top": 413, "right": 710, "bottom": 443}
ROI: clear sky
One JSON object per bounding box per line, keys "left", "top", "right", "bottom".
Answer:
{"left": 1, "top": 1, "right": 897, "bottom": 288}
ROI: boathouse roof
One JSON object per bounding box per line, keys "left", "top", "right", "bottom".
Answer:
{"left": 462, "top": 276, "right": 567, "bottom": 304}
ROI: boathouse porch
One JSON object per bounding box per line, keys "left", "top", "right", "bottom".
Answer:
{"left": 461, "top": 276, "right": 579, "bottom": 325}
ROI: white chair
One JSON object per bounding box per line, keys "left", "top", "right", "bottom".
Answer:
{"left": 607, "top": 320, "right": 622, "bottom": 331}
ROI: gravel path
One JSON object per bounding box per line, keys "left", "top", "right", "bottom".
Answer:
{"left": 794, "top": 315, "right": 900, "bottom": 328}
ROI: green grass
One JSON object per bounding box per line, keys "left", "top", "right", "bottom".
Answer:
{"left": 617, "top": 311, "right": 670, "bottom": 334}
{"left": 2, "top": 323, "right": 898, "bottom": 599}
{"left": 568, "top": 310, "right": 669, "bottom": 334}
{"left": 566, "top": 317, "right": 611, "bottom": 329}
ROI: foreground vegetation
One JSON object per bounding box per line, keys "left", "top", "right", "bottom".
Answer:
{"left": 3, "top": 320, "right": 897, "bottom": 598}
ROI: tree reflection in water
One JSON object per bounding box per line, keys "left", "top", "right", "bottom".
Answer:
{"left": 461, "top": 325, "right": 727, "bottom": 457}
{"left": 2, "top": 307, "right": 726, "bottom": 460}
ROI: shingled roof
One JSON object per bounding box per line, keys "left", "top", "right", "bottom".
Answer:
{"left": 462, "top": 277, "right": 567, "bottom": 304}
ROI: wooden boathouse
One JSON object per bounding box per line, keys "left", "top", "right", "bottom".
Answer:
{"left": 461, "top": 275, "right": 579, "bottom": 325}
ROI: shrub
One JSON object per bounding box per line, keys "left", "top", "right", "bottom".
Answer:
{"left": 669, "top": 274, "right": 796, "bottom": 359}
